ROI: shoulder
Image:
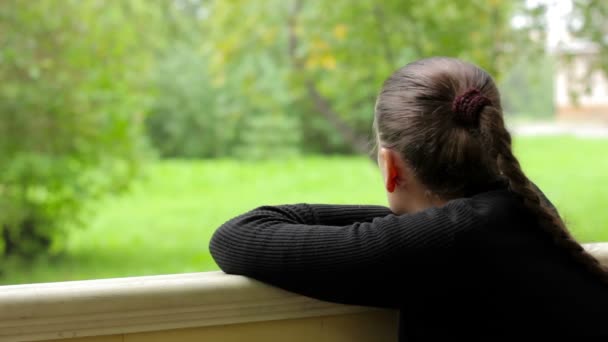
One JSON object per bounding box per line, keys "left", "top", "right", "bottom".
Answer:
{"left": 467, "top": 188, "right": 527, "bottom": 221}
{"left": 436, "top": 189, "right": 529, "bottom": 245}
{"left": 358, "top": 191, "right": 522, "bottom": 254}
{"left": 448, "top": 188, "right": 540, "bottom": 258}
{"left": 432, "top": 188, "right": 524, "bottom": 230}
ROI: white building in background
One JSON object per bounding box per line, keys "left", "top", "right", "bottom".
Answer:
{"left": 554, "top": 41, "right": 608, "bottom": 122}
{"left": 539, "top": 0, "right": 608, "bottom": 123}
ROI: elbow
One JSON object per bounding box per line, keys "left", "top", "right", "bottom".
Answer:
{"left": 209, "top": 225, "right": 265, "bottom": 278}
{"left": 209, "top": 228, "right": 235, "bottom": 274}
{"left": 209, "top": 225, "right": 252, "bottom": 276}
{"left": 208, "top": 208, "right": 269, "bottom": 275}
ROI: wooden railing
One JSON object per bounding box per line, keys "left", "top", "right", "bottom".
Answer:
{"left": 1, "top": 242, "right": 607, "bottom": 342}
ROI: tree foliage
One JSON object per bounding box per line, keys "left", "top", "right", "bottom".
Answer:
{"left": 201, "top": 0, "right": 546, "bottom": 155}
{"left": 570, "top": 0, "right": 608, "bottom": 73}
{"left": 0, "top": 0, "right": 158, "bottom": 259}
{"left": 145, "top": 0, "right": 549, "bottom": 159}
{"left": 1, "top": 0, "right": 557, "bottom": 261}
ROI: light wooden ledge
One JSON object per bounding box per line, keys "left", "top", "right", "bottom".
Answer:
{"left": 0, "top": 271, "right": 385, "bottom": 342}
{"left": 1, "top": 242, "right": 607, "bottom": 342}
{"left": 585, "top": 242, "right": 608, "bottom": 266}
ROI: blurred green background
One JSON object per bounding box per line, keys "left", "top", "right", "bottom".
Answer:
{"left": 1, "top": 0, "right": 607, "bottom": 285}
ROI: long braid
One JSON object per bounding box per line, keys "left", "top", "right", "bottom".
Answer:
{"left": 478, "top": 106, "right": 608, "bottom": 285}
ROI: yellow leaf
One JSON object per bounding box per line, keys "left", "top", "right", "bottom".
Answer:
{"left": 294, "top": 24, "right": 304, "bottom": 36}
{"left": 305, "top": 55, "right": 320, "bottom": 70}
{"left": 333, "top": 24, "right": 348, "bottom": 40}
{"left": 261, "top": 28, "right": 277, "bottom": 45}
{"left": 212, "top": 72, "right": 226, "bottom": 87}
{"left": 320, "top": 54, "right": 336, "bottom": 70}
{"left": 312, "top": 38, "right": 329, "bottom": 51}
{"left": 211, "top": 51, "right": 225, "bottom": 68}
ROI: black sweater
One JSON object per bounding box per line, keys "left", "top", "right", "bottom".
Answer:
{"left": 209, "top": 182, "right": 608, "bottom": 341}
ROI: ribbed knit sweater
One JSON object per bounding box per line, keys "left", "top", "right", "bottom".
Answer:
{"left": 209, "top": 181, "right": 608, "bottom": 341}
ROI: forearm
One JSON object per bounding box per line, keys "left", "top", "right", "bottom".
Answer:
{"left": 208, "top": 199, "right": 475, "bottom": 308}
{"left": 271, "top": 203, "right": 393, "bottom": 226}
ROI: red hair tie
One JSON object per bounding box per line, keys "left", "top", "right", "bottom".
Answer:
{"left": 451, "top": 88, "right": 492, "bottom": 125}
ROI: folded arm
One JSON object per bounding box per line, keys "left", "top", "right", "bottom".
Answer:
{"left": 209, "top": 201, "right": 478, "bottom": 308}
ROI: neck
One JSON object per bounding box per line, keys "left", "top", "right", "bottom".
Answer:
{"left": 390, "top": 187, "right": 448, "bottom": 215}
{"left": 411, "top": 191, "right": 448, "bottom": 212}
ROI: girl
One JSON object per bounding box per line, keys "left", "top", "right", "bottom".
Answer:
{"left": 209, "top": 57, "right": 608, "bottom": 340}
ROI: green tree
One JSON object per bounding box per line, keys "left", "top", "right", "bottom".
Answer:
{"left": 563, "top": 0, "right": 608, "bottom": 106}
{"left": 146, "top": 43, "right": 234, "bottom": 158}
{"left": 500, "top": 54, "right": 555, "bottom": 118}
{"left": 203, "top": 0, "right": 546, "bottom": 155}
{"left": 0, "top": 0, "right": 160, "bottom": 260}
{"left": 570, "top": 0, "right": 608, "bottom": 73}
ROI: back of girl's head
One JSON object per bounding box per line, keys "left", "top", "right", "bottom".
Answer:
{"left": 374, "top": 56, "right": 608, "bottom": 284}
{"left": 374, "top": 57, "right": 503, "bottom": 198}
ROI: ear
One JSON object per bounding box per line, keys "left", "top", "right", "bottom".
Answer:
{"left": 379, "top": 147, "right": 401, "bottom": 193}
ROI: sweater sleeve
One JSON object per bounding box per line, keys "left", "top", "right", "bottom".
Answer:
{"left": 294, "top": 203, "right": 393, "bottom": 225}
{"left": 208, "top": 201, "right": 479, "bottom": 309}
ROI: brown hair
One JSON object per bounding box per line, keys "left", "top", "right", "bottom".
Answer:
{"left": 373, "top": 56, "right": 608, "bottom": 284}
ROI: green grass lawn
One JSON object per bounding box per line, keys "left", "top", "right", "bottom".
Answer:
{"left": 1, "top": 135, "right": 607, "bottom": 285}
